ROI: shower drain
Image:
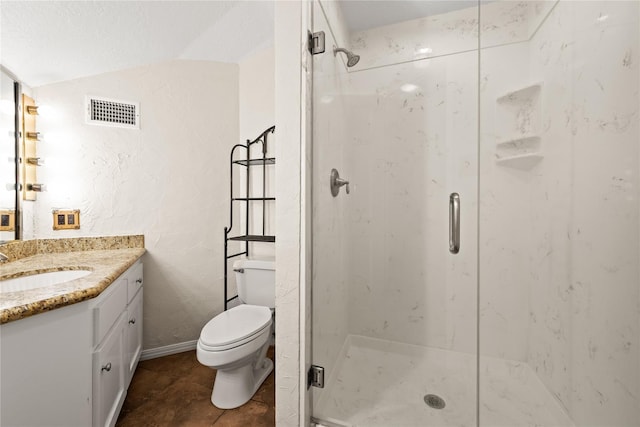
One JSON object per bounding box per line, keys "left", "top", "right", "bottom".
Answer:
{"left": 424, "top": 394, "right": 446, "bottom": 409}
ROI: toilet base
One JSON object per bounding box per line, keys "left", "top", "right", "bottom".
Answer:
{"left": 211, "top": 357, "right": 274, "bottom": 409}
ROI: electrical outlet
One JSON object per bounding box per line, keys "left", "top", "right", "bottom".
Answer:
{"left": 0, "top": 209, "right": 15, "bottom": 231}
{"left": 52, "top": 209, "right": 80, "bottom": 230}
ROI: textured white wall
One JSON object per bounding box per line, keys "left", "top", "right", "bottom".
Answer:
{"left": 32, "top": 60, "right": 239, "bottom": 349}
{"left": 239, "top": 47, "right": 276, "bottom": 260}
{"left": 274, "top": 1, "right": 309, "bottom": 425}
{"left": 239, "top": 47, "right": 275, "bottom": 148}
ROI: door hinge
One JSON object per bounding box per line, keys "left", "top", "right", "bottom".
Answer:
{"left": 307, "top": 364, "right": 325, "bottom": 389}
{"left": 308, "top": 31, "right": 325, "bottom": 55}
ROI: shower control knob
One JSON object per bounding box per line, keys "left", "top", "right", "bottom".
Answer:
{"left": 330, "top": 168, "right": 350, "bottom": 197}
{"left": 336, "top": 178, "right": 350, "bottom": 194}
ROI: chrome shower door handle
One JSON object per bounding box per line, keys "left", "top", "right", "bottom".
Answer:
{"left": 449, "top": 193, "right": 460, "bottom": 254}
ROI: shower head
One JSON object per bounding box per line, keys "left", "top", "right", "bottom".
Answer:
{"left": 333, "top": 47, "right": 360, "bottom": 67}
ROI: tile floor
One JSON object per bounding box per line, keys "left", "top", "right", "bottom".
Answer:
{"left": 116, "top": 347, "right": 275, "bottom": 427}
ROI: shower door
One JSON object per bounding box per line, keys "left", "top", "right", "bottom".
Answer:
{"left": 310, "top": 1, "right": 480, "bottom": 425}
{"left": 308, "top": 0, "right": 640, "bottom": 425}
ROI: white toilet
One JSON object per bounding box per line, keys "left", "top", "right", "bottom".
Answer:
{"left": 196, "top": 258, "right": 275, "bottom": 409}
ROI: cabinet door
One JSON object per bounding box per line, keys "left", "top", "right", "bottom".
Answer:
{"left": 93, "top": 313, "right": 126, "bottom": 427}
{"left": 125, "top": 288, "right": 143, "bottom": 387}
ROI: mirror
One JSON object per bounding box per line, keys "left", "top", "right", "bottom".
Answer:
{"left": 0, "top": 67, "right": 19, "bottom": 243}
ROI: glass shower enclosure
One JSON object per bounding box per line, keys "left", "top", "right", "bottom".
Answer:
{"left": 309, "top": 1, "right": 640, "bottom": 426}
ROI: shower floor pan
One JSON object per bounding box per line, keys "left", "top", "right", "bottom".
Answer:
{"left": 313, "top": 335, "right": 574, "bottom": 427}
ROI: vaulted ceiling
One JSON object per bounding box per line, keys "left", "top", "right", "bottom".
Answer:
{"left": 0, "top": 1, "right": 274, "bottom": 87}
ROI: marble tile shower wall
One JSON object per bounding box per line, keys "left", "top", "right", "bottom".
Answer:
{"left": 481, "top": 0, "right": 639, "bottom": 424}
{"left": 316, "top": 1, "right": 568, "bottom": 361}
{"left": 526, "top": 2, "right": 639, "bottom": 424}
{"left": 316, "top": 0, "right": 480, "bottom": 359}
{"left": 348, "top": 1, "right": 557, "bottom": 71}
{"left": 344, "top": 53, "right": 478, "bottom": 353}
{"left": 479, "top": 41, "right": 533, "bottom": 363}
{"left": 314, "top": 0, "right": 550, "bottom": 367}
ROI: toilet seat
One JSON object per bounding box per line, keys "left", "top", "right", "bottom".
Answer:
{"left": 199, "top": 304, "right": 272, "bottom": 351}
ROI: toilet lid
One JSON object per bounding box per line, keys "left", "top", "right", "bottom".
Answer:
{"left": 200, "top": 304, "right": 272, "bottom": 348}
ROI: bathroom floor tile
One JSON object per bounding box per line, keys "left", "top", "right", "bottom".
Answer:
{"left": 213, "top": 400, "right": 275, "bottom": 427}
{"left": 116, "top": 347, "right": 275, "bottom": 427}
{"left": 252, "top": 368, "right": 275, "bottom": 407}
{"left": 252, "top": 346, "right": 276, "bottom": 408}
{"left": 118, "top": 368, "right": 176, "bottom": 414}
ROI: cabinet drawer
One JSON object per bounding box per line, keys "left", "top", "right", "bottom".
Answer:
{"left": 94, "top": 278, "right": 127, "bottom": 346}
{"left": 127, "top": 262, "right": 143, "bottom": 303}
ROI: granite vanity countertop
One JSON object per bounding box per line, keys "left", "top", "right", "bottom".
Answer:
{"left": 0, "top": 248, "right": 145, "bottom": 324}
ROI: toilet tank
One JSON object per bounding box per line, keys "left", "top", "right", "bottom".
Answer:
{"left": 233, "top": 259, "right": 275, "bottom": 308}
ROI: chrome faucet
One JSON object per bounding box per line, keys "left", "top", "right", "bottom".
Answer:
{"left": 0, "top": 252, "right": 8, "bottom": 263}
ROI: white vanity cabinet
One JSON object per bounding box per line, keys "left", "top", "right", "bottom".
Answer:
{"left": 92, "top": 260, "right": 144, "bottom": 427}
{"left": 0, "top": 259, "right": 143, "bottom": 427}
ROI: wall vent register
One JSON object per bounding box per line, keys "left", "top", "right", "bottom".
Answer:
{"left": 86, "top": 96, "right": 140, "bottom": 129}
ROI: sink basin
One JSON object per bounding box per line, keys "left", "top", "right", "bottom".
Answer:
{"left": 0, "top": 270, "right": 92, "bottom": 293}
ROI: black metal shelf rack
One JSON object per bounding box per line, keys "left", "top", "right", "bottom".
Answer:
{"left": 224, "top": 125, "right": 275, "bottom": 310}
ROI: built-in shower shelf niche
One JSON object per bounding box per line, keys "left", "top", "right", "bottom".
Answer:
{"left": 495, "top": 82, "right": 543, "bottom": 170}
{"left": 497, "top": 135, "right": 540, "bottom": 152}
{"left": 496, "top": 82, "right": 542, "bottom": 103}
{"left": 495, "top": 136, "right": 543, "bottom": 169}
{"left": 495, "top": 82, "right": 543, "bottom": 138}
{"left": 495, "top": 153, "right": 543, "bottom": 170}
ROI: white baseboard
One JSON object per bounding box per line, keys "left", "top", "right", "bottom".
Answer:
{"left": 140, "top": 340, "right": 198, "bottom": 361}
